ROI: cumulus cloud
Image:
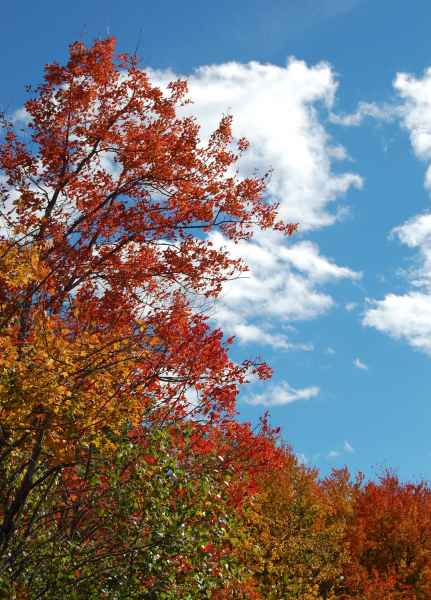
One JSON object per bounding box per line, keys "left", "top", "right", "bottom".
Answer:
{"left": 364, "top": 290, "right": 431, "bottom": 354}
{"left": 210, "top": 231, "right": 360, "bottom": 347}
{"left": 246, "top": 380, "right": 320, "bottom": 406}
{"left": 150, "top": 58, "right": 362, "bottom": 231}
{"left": 150, "top": 57, "right": 365, "bottom": 350}
{"left": 281, "top": 240, "right": 359, "bottom": 281}
{"left": 363, "top": 68, "right": 431, "bottom": 355}
{"left": 363, "top": 199, "right": 431, "bottom": 354}
{"left": 394, "top": 68, "right": 431, "bottom": 193}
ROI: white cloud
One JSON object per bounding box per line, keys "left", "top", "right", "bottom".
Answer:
{"left": 330, "top": 67, "right": 431, "bottom": 193}
{"left": 150, "top": 58, "right": 362, "bottom": 231}
{"left": 364, "top": 291, "right": 431, "bottom": 354}
{"left": 3, "top": 58, "right": 364, "bottom": 355}
{"left": 353, "top": 357, "right": 368, "bottom": 370}
{"left": 394, "top": 213, "right": 431, "bottom": 247}
{"left": 326, "top": 346, "right": 336, "bottom": 355}
{"left": 210, "top": 231, "right": 360, "bottom": 347}
{"left": 327, "top": 440, "right": 354, "bottom": 460}
{"left": 363, "top": 213, "right": 431, "bottom": 354}
{"left": 343, "top": 440, "right": 354, "bottom": 453}
{"left": 246, "top": 380, "right": 320, "bottom": 406}
{"left": 220, "top": 320, "right": 308, "bottom": 350}
{"left": 362, "top": 68, "right": 431, "bottom": 355}
{"left": 394, "top": 68, "right": 431, "bottom": 192}
{"left": 164, "top": 59, "right": 363, "bottom": 348}
{"left": 330, "top": 101, "right": 398, "bottom": 127}
{"left": 345, "top": 301, "right": 358, "bottom": 312}
{"left": 281, "top": 240, "right": 359, "bottom": 282}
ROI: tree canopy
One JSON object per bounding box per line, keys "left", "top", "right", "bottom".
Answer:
{"left": 1, "top": 38, "right": 431, "bottom": 599}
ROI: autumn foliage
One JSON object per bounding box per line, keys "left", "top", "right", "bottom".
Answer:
{"left": 1, "top": 38, "right": 431, "bottom": 598}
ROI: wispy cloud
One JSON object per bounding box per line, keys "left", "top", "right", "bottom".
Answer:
{"left": 344, "top": 440, "right": 355, "bottom": 453}
{"left": 246, "top": 381, "right": 320, "bottom": 407}
{"left": 345, "top": 302, "right": 358, "bottom": 312}
{"left": 330, "top": 101, "right": 398, "bottom": 127}
{"left": 327, "top": 440, "right": 355, "bottom": 460}
{"left": 353, "top": 357, "right": 368, "bottom": 370}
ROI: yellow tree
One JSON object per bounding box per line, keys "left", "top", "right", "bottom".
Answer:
{"left": 237, "top": 448, "right": 348, "bottom": 599}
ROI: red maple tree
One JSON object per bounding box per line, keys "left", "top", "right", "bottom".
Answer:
{"left": 0, "top": 37, "right": 296, "bottom": 587}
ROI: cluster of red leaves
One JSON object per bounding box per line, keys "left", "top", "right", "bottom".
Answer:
{"left": 337, "top": 473, "right": 431, "bottom": 599}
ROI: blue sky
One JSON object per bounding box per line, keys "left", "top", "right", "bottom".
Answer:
{"left": 3, "top": 0, "right": 431, "bottom": 480}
